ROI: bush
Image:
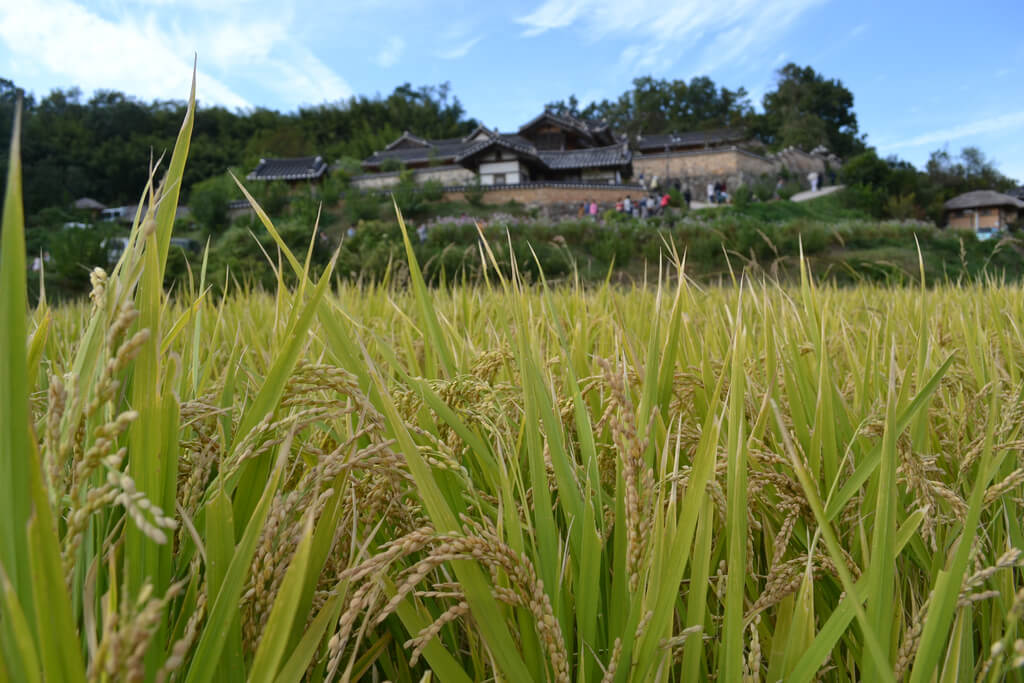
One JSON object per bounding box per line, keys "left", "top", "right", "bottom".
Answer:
{"left": 732, "top": 185, "right": 754, "bottom": 209}
{"left": 380, "top": 158, "right": 404, "bottom": 173}
{"left": 753, "top": 176, "right": 776, "bottom": 202}
{"left": 842, "top": 184, "right": 887, "bottom": 218}
{"left": 45, "top": 223, "right": 119, "bottom": 297}
{"left": 464, "top": 178, "right": 484, "bottom": 207}
{"left": 421, "top": 179, "right": 444, "bottom": 202}
{"left": 778, "top": 182, "right": 802, "bottom": 201}
{"left": 667, "top": 188, "right": 684, "bottom": 208}
{"left": 189, "top": 174, "right": 234, "bottom": 234}
{"left": 886, "top": 193, "right": 917, "bottom": 220}
{"left": 392, "top": 172, "right": 426, "bottom": 217}
{"left": 251, "top": 180, "right": 289, "bottom": 216}
{"left": 345, "top": 190, "right": 383, "bottom": 222}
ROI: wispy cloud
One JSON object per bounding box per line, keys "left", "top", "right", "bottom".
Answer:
{"left": 849, "top": 23, "right": 868, "bottom": 37}
{"left": 437, "top": 37, "right": 482, "bottom": 60}
{"left": 375, "top": 36, "right": 405, "bottom": 68}
{"left": 517, "top": 0, "right": 825, "bottom": 75}
{"left": 517, "top": 0, "right": 589, "bottom": 37}
{"left": 879, "top": 111, "right": 1024, "bottom": 150}
{"left": 0, "top": 0, "right": 353, "bottom": 110}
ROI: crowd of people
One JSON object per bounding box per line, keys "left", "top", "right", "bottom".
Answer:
{"left": 578, "top": 191, "right": 683, "bottom": 220}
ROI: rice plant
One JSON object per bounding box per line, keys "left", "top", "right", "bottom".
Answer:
{"left": 1, "top": 78, "right": 1023, "bottom": 682}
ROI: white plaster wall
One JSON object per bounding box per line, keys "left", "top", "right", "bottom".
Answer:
{"left": 479, "top": 160, "right": 521, "bottom": 174}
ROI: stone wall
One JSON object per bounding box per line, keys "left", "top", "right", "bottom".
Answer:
{"left": 632, "top": 147, "right": 776, "bottom": 193}
{"left": 443, "top": 183, "right": 647, "bottom": 219}
{"left": 353, "top": 165, "right": 475, "bottom": 190}
{"left": 632, "top": 145, "right": 838, "bottom": 194}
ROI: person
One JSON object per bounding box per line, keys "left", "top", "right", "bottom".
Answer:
{"left": 417, "top": 223, "right": 428, "bottom": 243}
{"left": 640, "top": 197, "right": 648, "bottom": 219}
{"left": 660, "top": 192, "right": 671, "bottom": 211}
{"left": 683, "top": 188, "right": 691, "bottom": 207}
{"left": 646, "top": 194, "right": 656, "bottom": 217}
{"left": 615, "top": 198, "right": 624, "bottom": 213}
{"left": 808, "top": 171, "right": 819, "bottom": 192}
{"left": 775, "top": 177, "right": 784, "bottom": 198}
{"left": 623, "top": 195, "right": 633, "bottom": 215}
{"left": 707, "top": 181, "right": 715, "bottom": 205}
{"left": 578, "top": 201, "right": 586, "bottom": 218}
{"left": 828, "top": 168, "right": 837, "bottom": 186}
{"left": 589, "top": 199, "right": 599, "bottom": 218}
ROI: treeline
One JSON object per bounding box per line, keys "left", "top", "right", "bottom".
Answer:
{"left": 547, "top": 63, "right": 864, "bottom": 158}
{"left": 839, "top": 146, "right": 1019, "bottom": 222}
{"left": 0, "top": 79, "right": 475, "bottom": 213}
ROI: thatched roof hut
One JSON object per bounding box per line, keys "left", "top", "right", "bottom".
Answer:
{"left": 943, "top": 190, "right": 1024, "bottom": 211}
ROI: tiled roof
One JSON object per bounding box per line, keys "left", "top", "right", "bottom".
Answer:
{"left": 635, "top": 128, "right": 746, "bottom": 152}
{"left": 385, "top": 131, "right": 432, "bottom": 150}
{"left": 364, "top": 121, "right": 631, "bottom": 173}
{"left": 247, "top": 156, "right": 328, "bottom": 181}
{"left": 72, "top": 197, "right": 106, "bottom": 211}
{"left": 943, "top": 190, "right": 1024, "bottom": 211}
{"left": 518, "top": 111, "right": 614, "bottom": 145}
{"left": 363, "top": 139, "right": 471, "bottom": 168}
{"left": 539, "top": 144, "right": 632, "bottom": 169}
{"left": 454, "top": 135, "right": 541, "bottom": 164}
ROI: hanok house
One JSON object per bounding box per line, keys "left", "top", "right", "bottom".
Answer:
{"left": 354, "top": 112, "right": 634, "bottom": 193}
{"left": 246, "top": 156, "right": 329, "bottom": 185}
{"left": 943, "top": 190, "right": 1024, "bottom": 238}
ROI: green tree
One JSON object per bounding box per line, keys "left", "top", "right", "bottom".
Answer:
{"left": 189, "top": 173, "right": 235, "bottom": 234}
{"left": 549, "top": 75, "right": 754, "bottom": 137}
{"left": 759, "top": 63, "right": 864, "bottom": 157}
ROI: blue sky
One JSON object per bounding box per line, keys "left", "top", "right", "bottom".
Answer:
{"left": 1, "top": 0, "right": 1022, "bottom": 181}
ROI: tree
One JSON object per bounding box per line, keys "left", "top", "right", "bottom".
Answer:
{"left": 189, "top": 173, "right": 235, "bottom": 234}
{"left": 547, "top": 75, "right": 754, "bottom": 136}
{"left": 926, "top": 146, "right": 1016, "bottom": 193}
{"left": 760, "top": 63, "right": 864, "bottom": 157}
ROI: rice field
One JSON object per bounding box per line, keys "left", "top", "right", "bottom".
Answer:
{"left": 3, "top": 84, "right": 1024, "bottom": 683}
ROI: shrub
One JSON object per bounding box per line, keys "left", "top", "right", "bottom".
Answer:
{"left": 464, "top": 178, "right": 484, "bottom": 207}
{"left": 886, "top": 193, "right": 917, "bottom": 220}
{"left": 732, "top": 185, "right": 754, "bottom": 209}
{"left": 189, "top": 173, "right": 234, "bottom": 234}
{"left": 421, "top": 179, "right": 444, "bottom": 202}
{"left": 345, "top": 190, "right": 383, "bottom": 223}
{"left": 753, "top": 176, "right": 776, "bottom": 202}
{"left": 778, "top": 181, "right": 802, "bottom": 201}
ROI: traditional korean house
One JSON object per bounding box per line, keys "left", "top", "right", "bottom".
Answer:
{"left": 246, "top": 156, "right": 329, "bottom": 184}
{"left": 355, "top": 111, "right": 633, "bottom": 190}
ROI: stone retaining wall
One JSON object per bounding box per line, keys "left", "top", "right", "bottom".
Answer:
{"left": 353, "top": 165, "right": 475, "bottom": 190}
{"left": 443, "top": 184, "right": 647, "bottom": 218}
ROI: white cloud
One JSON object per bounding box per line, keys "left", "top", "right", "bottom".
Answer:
{"left": 0, "top": 0, "right": 353, "bottom": 110}
{"left": 375, "top": 36, "right": 405, "bottom": 68}
{"left": 437, "top": 37, "right": 482, "bottom": 60}
{"left": 849, "top": 23, "right": 868, "bottom": 37}
{"left": 517, "top": 0, "right": 824, "bottom": 75}
{"left": 0, "top": 0, "right": 248, "bottom": 107}
{"left": 879, "top": 111, "right": 1024, "bottom": 151}
{"left": 517, "top": 0, "right": 589, "bottom": 37}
